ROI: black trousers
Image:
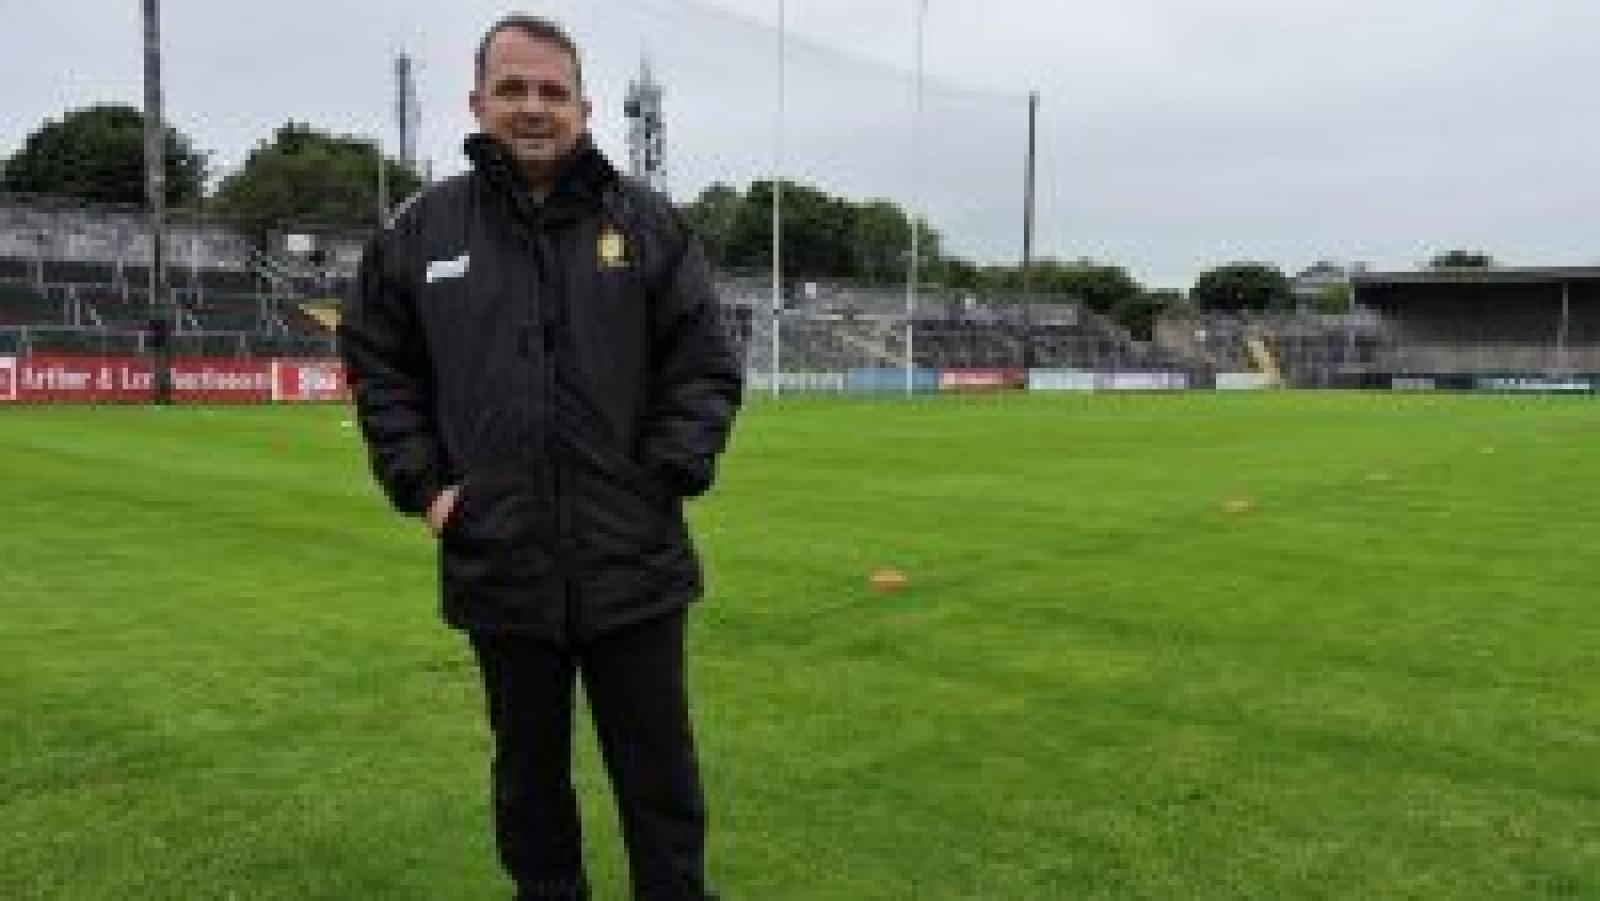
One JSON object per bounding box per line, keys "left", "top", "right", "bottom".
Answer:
{"left": 469, "top": 609, "right": 714, "bottom": 901}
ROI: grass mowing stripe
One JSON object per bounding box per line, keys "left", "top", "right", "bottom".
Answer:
{"left": 3, "top": 393, "right": 1597, "bottom": 898}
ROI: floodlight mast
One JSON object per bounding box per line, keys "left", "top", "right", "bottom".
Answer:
{"left": 143, "top": 0, "right": 172, "bottom": 403}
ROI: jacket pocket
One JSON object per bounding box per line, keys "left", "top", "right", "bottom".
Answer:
{"left": 439, "top": 474, "right": 490, "bottom": 549}
{"left": 574, "top": 458, "right": 677, "bottom": 566}
{"left": 440, "top": 473, "right": 552, "bottom": 592}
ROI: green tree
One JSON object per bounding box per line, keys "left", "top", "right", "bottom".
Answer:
{"left": 722, "top": 180, "right": 780, "bottom": 271}
{"left": 2, "top": 104, "right": 206, "bottom": 206}
{"left": 721, "top": 180, "right": 941, "bottom": 281}
{"left": 909, "top": 218, "right": 943, "bottom": 280}
{"left": 850, "top": 199, "right": 911, "bottom": 283}
{"left": 1428, "top": 249, "right": 1494, "bottom": 269}
{"left": 1115, "top": 288, "right": 1185, "bottom": 341}
{"left": 681, "top": 182, "right": 743, "bottom": 268}
{"left": 1315, "top": 281, "right": 1353, "bottom": 314}
{"left": 977, "top": 265, "right": 1023, "bottom": 293}
{"left": 212, "top": 122, "right": 420, "bottom": 237}
{"left": 785, "top": 185, "right": 866, "bottom": 279}
{"left": 1191, "top": 262, "right": 1293, "bottom": 311}
{"left": 1030, "top": 258, "right": 1142, "bottom": 313}
{"left": 931, "top": 256, "right": 982, "bottom": 292}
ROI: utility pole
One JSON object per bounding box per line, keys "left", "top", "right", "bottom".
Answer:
{"left": 143, "top": 0, "right": 172, "bottom": 403}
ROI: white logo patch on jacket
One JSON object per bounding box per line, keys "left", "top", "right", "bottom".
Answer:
{"left": 425, "top": 253, "right": 470, "bottom": 284}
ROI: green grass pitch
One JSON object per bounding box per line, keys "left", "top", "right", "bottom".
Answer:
{"left": 3, "top": 392, "right": 1597, "bottom": 899}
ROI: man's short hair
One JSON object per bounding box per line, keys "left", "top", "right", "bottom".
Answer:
{"left": 475, "top": 14, "right": 584, "bottom": 90}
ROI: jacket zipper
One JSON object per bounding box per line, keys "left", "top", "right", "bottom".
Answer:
{"left": 527, "top": 225, "right": 580, "bottom": 643}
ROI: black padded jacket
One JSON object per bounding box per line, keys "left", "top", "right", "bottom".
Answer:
{"left": 340, "top": 134, "right": 743, "bottom": 640}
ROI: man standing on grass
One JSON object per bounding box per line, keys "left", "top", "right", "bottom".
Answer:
{"left": 339, "top": 14, "right": 742, "bottom": 900}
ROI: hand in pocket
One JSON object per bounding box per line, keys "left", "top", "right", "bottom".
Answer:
{"left": 427, "top": 484, "right": 462, "bottom": 537}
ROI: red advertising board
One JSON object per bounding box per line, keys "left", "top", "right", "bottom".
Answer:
{"left": 272, "top": 359, "right": 350, "bottom": 402}
{"left": 0, "top": 355, "right": 346, "bottom": 404}
{"left": 939, "top": 368, "right": 1026, "bottom": 391}
{"left": 8, "top": 354, "right": 156, "bottom": 403}
{"left": 171, "top": 358, "right": 274, "bottom": 402}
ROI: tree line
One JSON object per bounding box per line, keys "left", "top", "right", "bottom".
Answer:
{"left": 1, "top": 104, "right": 420, "bottom": 239}
{"left": 5, "top": 104, "right": 1498, "bottom": 338}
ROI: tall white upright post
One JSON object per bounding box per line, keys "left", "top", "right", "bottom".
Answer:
{"left": 905, "top": 0, "right": 927, "bottom": 394}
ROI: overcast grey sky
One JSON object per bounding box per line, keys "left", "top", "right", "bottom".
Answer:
{"left": 3, "top": 0, "right": 1598, "bottom": 287}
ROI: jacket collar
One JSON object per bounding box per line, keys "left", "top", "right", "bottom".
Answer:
{"left": 464, "top": 133, "right": 619, "bottom": 227}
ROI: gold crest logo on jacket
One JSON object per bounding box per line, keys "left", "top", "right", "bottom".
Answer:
{"left": 598, "top": 228, "right": 628, "bottom": 269}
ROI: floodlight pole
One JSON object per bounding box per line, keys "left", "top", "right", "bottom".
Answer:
{"left": 1021, "top": 89, "right": 1038, "bottom": 369}
{"left": 1023, "top": 90, "right": 1037, "bottom": 295}
{"left": 1556, "top": 279, "right": 1571, "bottom": 373}
{"left": 376, "top": 138, "right": 389, "bottom": 225}
{"left": 1343, "top": 270, "right": 1358, "bottom": 382}
{"left": 143, "top": 0, "right": 172, "bottom": 404}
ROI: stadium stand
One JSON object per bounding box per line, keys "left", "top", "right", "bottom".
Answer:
{"left": 723, "top": 270, "right": 1189, "bottom": 373}
{"left": 0, "top": 281, "right": 62, "bottom": 327}
{"left": 1154, "top": 311, "right": 1386, "bottom": 386}
{"left": 6, "top": 192, "right": 1597, "bottom": 387}
{"left": 0, "top": 192, "right": 343, "bottom": 359}
{"left": 1355, "top": 268, "right": 1600, "bottom": 375}
{"left": 1, "top": 190, "right": 1190, "bottom": 377}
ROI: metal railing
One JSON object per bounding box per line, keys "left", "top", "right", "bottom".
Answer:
{"left": 0, "top": 325, "right": 337, "bottom": 359}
